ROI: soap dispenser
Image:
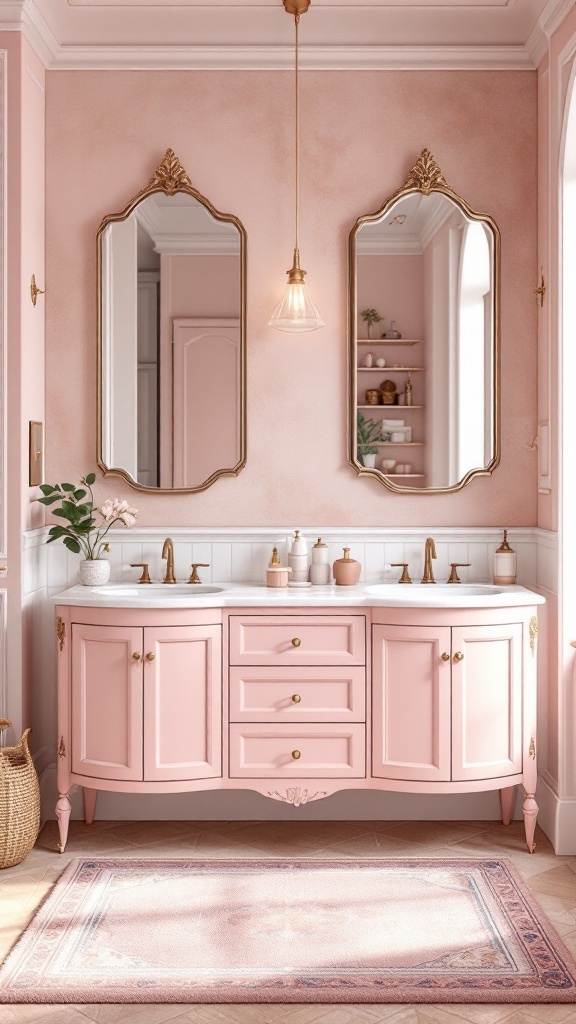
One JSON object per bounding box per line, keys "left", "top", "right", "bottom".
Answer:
{"left": 288, "top": 530, "right": 309, "bottom": 583}
{"left": 310, "top": 537, "right": 330, "bottom": 586}
{"left": 332, "top": 548, "right": 361, "bottom": 586}
{"left": 493, "top": 530, "right": 516, "bottom": 585}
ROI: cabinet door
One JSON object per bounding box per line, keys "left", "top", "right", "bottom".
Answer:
{"left": 71, "top": 624, "right": 143, "bottom": 781}
{"left": 143, "top": 625, "right": 222, "bottom": 781}
{"left": 372, "top": 624, "right": 451, "bottom": 781}
{"left": 451, "top": 623, "right": 522, "bottom": 782}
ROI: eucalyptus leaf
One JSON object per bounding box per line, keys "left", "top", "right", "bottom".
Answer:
{"left": 39, "top": 484, "right": 55, "bottom": 496}
{"left": 84, "top": 473, "right": 96, "bottom": 485}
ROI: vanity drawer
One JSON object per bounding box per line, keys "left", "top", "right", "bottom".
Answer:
{"left": 229, "top": 666, "right": 366, "bottom": 722}
{"left": 229, "top": 615, "right": 366, "bottom": 666}
{"left": 229, "top": 723, "right": 366, "bottom": 778}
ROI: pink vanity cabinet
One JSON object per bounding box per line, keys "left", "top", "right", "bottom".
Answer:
{"left": 55, "top": 605, "right": 222, "bottom": 852}
{"left": 371, "top": 606, "right": 538, "bottom": 852}
{"left": 54, "top": 598, "right": 540, "bottom": 854}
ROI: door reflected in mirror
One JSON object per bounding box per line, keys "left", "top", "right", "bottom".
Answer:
{"left": 349, "top": 149, "right": 500, "bottom": 493}
{"left": 98, "top": 150, "right": 247, "bottom": 493}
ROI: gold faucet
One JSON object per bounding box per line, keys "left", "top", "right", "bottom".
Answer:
{"left": 421, "top": 536, "right": 437, "bottom": 584}
{"left": 161, "top": 537, "right": 177, "bottom": 584}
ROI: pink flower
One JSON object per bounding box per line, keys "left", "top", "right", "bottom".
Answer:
{"left": 100, "top": 499, "right": 138, "bottom": 527}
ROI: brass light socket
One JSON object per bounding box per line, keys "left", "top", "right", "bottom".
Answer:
{"left": 283, "top": 0, "right": 311, "bottom": 15}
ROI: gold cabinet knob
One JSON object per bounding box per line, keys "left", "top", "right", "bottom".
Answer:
{"left": 145, "top": 652, "right": 155, "bottom": 662}
{"left": 291, "top": 694, "right": 302, "bottom": 704}
{"left": 454, "top": 651, "right": 464, "bottom": 662}
{"left": 291, "top": 638, "right": 301, "bottom": 647}
{"left": 132, "top": 652, "right": 141, "bottom": 661}
{"left": 441, "top": 652, "right": 450, "bottom": 661}
{"left": 291, "top": 750, "right": 301, "bottom": 760}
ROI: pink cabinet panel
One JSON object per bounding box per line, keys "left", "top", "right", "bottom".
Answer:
{"left": 229, "top": 723, "right": 366, "bottom": 778}
{"left": 372, "top": 624, "right": 451, "bottom": 782}
{"left": 71, "top": 624, "right": 143, "bottom": 782}
{"left": 229, "top": 666, "right": 365, "bottom": 722}
{"left": 229, "top": 615, "right": 365, "bottom": 666}
{"left": 143, "top": 625, "right": 222, "bottom": 782}
{"left": 451, "top": 623, "right": 522, "bottom": 782}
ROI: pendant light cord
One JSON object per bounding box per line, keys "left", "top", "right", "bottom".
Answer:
{"left": 294, "top": 11, "right": 300, "bottom": 261}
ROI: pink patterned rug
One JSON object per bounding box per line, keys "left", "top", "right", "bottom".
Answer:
{"left": 1, "top": 857, "right": 576, "bottom": 1004}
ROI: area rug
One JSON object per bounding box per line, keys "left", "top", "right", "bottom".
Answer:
{"left": 1, "top": 856, "right": 576, "bottom": 1004}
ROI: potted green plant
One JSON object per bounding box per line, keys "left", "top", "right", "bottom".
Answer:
{"left": 361, "top": 308, "right": 382, "bottom": 339}
{"left": 35, "top": 473, "right": 138, "bottom": 586}
{"left": 357, "top": 412, "right": 382, "bottom": 468}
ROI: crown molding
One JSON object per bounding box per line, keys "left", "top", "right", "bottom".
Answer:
{"left": 526, "top": 0, "right": 575, "bottom": 68}
{"left": 47, "top": 43, "right": 535, "bottom": 71}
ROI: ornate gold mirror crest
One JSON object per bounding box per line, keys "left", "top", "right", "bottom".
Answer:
{"left": 349, "top": 148, "right": 501, "bottom": 494}
{"left": 97, "top": 148, "right": 247, "bottom": 494}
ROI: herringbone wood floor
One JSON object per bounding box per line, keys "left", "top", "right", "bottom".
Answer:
{"left": 2, "top": 818, "right": 576, "bottom": 1024}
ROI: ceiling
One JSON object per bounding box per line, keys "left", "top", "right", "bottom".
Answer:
{"left": 0, "top": 0, "right": 570, "bottom": 69}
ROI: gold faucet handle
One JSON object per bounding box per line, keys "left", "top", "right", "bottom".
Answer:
{"left": 390, "top": 562, "right": 412, "bottom": 584}
{"left": 130, "top": 563, "right": 152, "bottom": 584}
{"left": 188, "top": 563, "right": 210, "bottom": 584}
{"left": 447, "top": 562, "right": 471, "bottom": 584}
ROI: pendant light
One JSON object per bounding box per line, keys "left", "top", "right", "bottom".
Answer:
{"left": 268, "top": 0, "right": 324, "bottom": 332}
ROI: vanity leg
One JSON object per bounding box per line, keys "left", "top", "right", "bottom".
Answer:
{"left": 523, "top": 792, "right": 539, "bottom": 854}
{"left": 499, "top": 785, "right": 516, "bottom": 826}
{"left": 56, "top": 792, "right": 72, "bottom": 853}
{"left": 83, "top": 787, "right": 98, "bottom": 825}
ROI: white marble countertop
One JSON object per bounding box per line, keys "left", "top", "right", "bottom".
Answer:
{"left": 52, "top": 582, "right": 546, "bottom": 610}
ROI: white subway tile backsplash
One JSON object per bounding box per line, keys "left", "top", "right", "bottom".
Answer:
{"left": 211, "top": 543, "right": 232, "bottom": 583}
{"left": 26, "top": 526, "right": 556, "bottom": 596}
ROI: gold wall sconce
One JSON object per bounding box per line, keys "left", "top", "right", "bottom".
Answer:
{"left": 30, "top": 274, "right": 45, "bottom": 306}
{"left": 534, "top": 270, "right": 546, "bottom": 307}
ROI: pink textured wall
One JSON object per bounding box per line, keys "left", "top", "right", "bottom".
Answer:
{"left": 167, "top": 255, "right": 240, "bottom": 318}
{"left": 356, "top": 255, "right": 424, "bottom": 341}
{"left": 45, "top": 70, "right": 537, "bottom": 526}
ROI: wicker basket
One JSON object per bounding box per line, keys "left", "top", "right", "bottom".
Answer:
{"left": 0, "top": 719, "right": 40, "bottom": 869}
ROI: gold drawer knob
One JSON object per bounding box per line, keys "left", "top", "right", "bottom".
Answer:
{"left": 291, "top": 638, "right": 301, "bottom": 648}
{"left": 454, "top": 651, "right": 464, "bottom": 662}
{"left": 291, "top": 750, "right": 301, "bottom": 760}
{"left": 441, "top": 652, "right": 450, "bottom": 661}
{"left": 132, "top": 652, "right": 141, "bottom": 661}
{"left": 145, "top": 652, "right": 155, "bottom": 662}
{"left": 291, "top": 694, "right": 302, "bottom": 704}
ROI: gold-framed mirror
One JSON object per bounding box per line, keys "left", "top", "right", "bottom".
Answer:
{"left": 348, "top": 149, "right": 500, "bottom": 493}
{"left": 97, "top": 148, "right": 247, "bottom": 493}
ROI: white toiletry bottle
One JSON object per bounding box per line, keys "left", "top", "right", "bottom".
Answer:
{"left": 310, "top": 537, "right": 330, "bottom": 585}
{"left": 493, "top": 529, "right": 517, "bottom": 585}
{"left": 288, "top": 530, "right": 308, "bottom": 583}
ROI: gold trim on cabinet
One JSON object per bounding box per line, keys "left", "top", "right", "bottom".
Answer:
{"left": 529, "top": 737, "right": 536, "bottom": 759}
{"left": 56, "top": 617, "right": 65, "bottom": 652}
{"left": 96, "top": 148, "right": 248, "bottom": 495}
{"left": 529, "top": 616, "right": 538, "bottom": 656}
{"left": 534, "top": 270, "right": 546, "bottom": 307}
{"left": 347, "top": 148, "right": 501, "bottom": 494}
{"left": 58, "top": 736, "right": 66, "bottom": 759}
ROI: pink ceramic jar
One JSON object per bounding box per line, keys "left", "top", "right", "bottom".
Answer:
{"left": 332, "top": 548, "right": 361, "bottom": 586}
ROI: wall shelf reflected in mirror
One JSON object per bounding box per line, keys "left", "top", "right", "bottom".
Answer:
{"left": 348, "top": 148, "right": 501, "bottom": 494}
{"left": 97, "top": 148, "right": 247, "bottom": 494}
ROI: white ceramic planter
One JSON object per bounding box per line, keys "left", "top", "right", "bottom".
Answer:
{"left": 362, "top": 453, "right": 377, "bottom": 468}
{"left": 78, "top": 559, "right": 111, "bottom": 586}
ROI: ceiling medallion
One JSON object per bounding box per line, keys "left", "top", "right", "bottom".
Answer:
{"left": 405, "top": 148, "right": 449, "bottom": 195}
{"left": 146, "top": 148, "right": 193, "bottom": 196}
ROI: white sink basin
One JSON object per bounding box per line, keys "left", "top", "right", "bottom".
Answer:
{"left": 94, "top": 584, "right": 224, "bottom": 598}
{"left": 365, "top": 584, "right": 504, "bottom": 599}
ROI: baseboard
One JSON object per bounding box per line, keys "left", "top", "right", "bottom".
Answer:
{"left": 39, "top": 764, "right": 524, "bottom": 824}
{"left": 536, "top": 773, "right": 576, "bottom": 853}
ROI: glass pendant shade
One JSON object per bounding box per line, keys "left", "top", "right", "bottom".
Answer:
{"left": 268, "top": 257, "right": 325, "bottom": 332}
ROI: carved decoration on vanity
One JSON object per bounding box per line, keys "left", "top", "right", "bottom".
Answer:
{"left": 97, "top": 148, "right": 247, "bottom": 494}
{"left": 56, "top": 616, "right": 65, "bottom": 652}
{"left": 267, "top": 788, "right": 328, "bottom": 807}
{"left": 348, "top": 148, "right": 501, "bottom": 493}
{"left": 529, "top": 616, "right": 538, "bottom": 655}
